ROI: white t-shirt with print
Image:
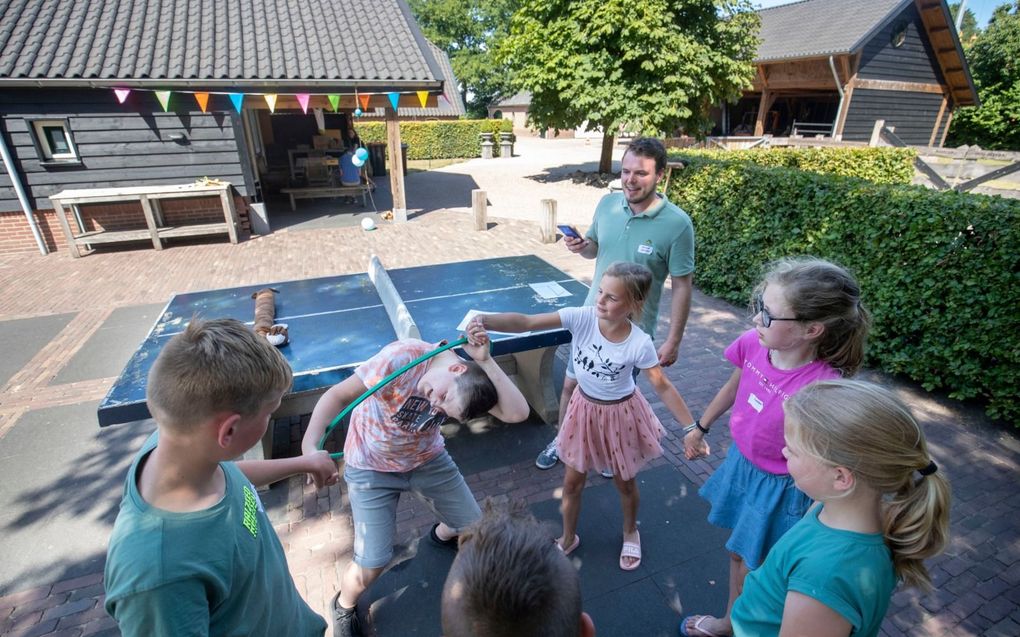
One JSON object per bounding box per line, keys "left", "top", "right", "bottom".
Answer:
{"left": 560, "top": 306, "right": 658, "bottom": 400}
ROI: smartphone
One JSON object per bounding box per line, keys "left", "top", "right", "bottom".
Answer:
{"left": 557, "top": 224, "right": 582, "bottom": 240}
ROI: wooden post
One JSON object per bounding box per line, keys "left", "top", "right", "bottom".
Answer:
{"left": 540, "top": 199, "right": 556, "bottom": 243}
{"left": 869, "top": 119, "right": 885, "bottom": 146}
{"left": 472, "top": 189, "right": 487, "bottom": 231}
{"left": 50, "top": 198, "right": 81, "bottom": 258}
{"left": 138, "top": 195, "right": 162, "bottom": 250}
{"left": 386, "top": 109, "right": 407, "bottom": 223}
{"left": 929, "top": 96, "right": 949, "bottom": 147}
{"left": 939, "top": 110, "right": 954, "bottom": 148}
{"left": 754, "top": 90, "right": 772, "bottom": 136}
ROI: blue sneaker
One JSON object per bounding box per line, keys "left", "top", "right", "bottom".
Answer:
{"left": 535, "top": 437, "right": 559, "bottom": 469}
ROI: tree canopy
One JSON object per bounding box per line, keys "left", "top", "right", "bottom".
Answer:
{"left": 947, "top": 1, "right": 1020, "bottom": 150}
{"left": 408, "top": 0, "right": 521, "bottom": 118}
{"left": 949, "top": 2, "right": 980, "bottom": 45}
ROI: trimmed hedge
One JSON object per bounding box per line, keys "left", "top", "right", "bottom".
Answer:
{"left": 675, "top": 147, "right": 917, "bottom": 185}
{"left": 354, "top": 119, "right": 513, "bottom": 160}
{"left": 667, "top": 158, "right": 1020, "bottom": 424}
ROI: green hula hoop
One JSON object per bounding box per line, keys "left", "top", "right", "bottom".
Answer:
{"left": 317, "top": 336, "right": 469, "bottom": 460}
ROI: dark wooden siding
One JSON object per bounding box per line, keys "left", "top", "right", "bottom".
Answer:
{"left": 842, "top": 89, "right": 944, "bottom": 145}
{"left": 857, "top": 3, "right": 945, "bottom": 85}
{"left": 0, "top": 89, "right": 249, "bottom": 214}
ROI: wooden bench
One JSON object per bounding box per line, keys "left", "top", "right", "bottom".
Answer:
{"left": 280, "top": 184, "right": 375, "bottom": 211}
{"left": 49, "top": 183, "right": 241, "bottom": 258}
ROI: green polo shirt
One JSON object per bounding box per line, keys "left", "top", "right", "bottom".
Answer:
{"left": 584, "top": 192, "right": 694, "bottom": 337}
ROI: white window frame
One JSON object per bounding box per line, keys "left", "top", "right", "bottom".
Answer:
{"left": 30, "top": 119, "right": 79, "bottom": 162}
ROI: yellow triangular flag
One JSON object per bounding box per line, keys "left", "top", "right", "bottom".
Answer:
{"left": 264, "top": 94, "right": 277, "bottom": 113}
{"left": 417, "top": 91, "right": 429, "bottom": 108}
{"left": 155, "top": 91, "right": 171, "bottom": 112}
{"left": 194, "top": 92, "right": 210, "bottom": 113}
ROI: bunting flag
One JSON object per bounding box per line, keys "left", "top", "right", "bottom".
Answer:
{"left": 264, "top": 94, "right": 277, "bottom": 112}
{"left": 416, "top": 91, "right": 429, "bottom": 108}
{"left": 114, "top": 88, "right": 131, "bottom": 104}
{"left": 327, "top": 94, "right": 340, "bottom": 112}
{"left": 155, "top": 91, "right": 171, "bottom": 112}
{"left": 387, "top": 92, "right": 400, "bottom": 111}
{"left": 228, "top": 93, "right": 244, "bottom": 113}
{"left": 358, "top": 93, "right": 371, "bottom": 111}
{"left": 296, "top": 93, "right": 310, "bottom": 114}
{"left": 194, "top": 92, "right": 210, "bottom": 113}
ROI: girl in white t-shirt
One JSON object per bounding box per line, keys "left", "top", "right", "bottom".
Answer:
{"left": 479, "top": 262, "right": 695, "bottom": 571}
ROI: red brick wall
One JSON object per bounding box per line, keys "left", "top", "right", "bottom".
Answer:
{"left": 0, "top": 196, "right": 249, "bottom": 255}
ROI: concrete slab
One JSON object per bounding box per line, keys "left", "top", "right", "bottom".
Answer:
{"left": 0, "top": 402, "right": 155, "bottom": 595}
{"left": 0, "top": 313, "right": 75, "bottom": 387}
{"left": 51, "top": 303, "right": 165, "bottom": 385}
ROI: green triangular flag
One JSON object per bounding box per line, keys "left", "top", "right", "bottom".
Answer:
{"left": 155, "top": 91, "right": 171, "bottom": 112}
{"left": 327, "top": 94, "right": 340, "bottom": 112}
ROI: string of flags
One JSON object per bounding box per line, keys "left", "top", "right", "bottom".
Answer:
{"left": 112, "top": 87, "right": 447, "bottom": 115}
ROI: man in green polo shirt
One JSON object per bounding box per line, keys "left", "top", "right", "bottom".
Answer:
{"left": 536, "top": 137, "right": 695, "bottom": 471}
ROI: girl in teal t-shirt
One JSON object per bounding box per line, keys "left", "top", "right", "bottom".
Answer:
{"left": 730, "top": 380, "right": 951, "bottom": 637}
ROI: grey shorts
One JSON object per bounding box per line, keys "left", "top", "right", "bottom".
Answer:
{"left": 344, "top": 450, "right": 481, "bottom": 568}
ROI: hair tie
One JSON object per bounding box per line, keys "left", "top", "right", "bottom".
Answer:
{"left": 918, "top": 460, "right": 938, "bottom": 477}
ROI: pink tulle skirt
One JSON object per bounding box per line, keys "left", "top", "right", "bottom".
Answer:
{"left": 557, "top": 387, "right": 664, "bottom": 481}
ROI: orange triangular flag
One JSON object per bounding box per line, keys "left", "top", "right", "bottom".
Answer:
{"left": 194, "top": 92, "right": 210, "bottom": 112}
{"left": 358, "top": 94, "right": 371, "bottom": 111}
{"left": 264, "top": 94, "right": 277, "bottom": 112}
{"left": 417, "top": 91, "right": 429, "bottom": 108}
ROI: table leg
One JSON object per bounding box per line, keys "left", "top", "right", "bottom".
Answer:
{"left": 510, "top": 346, "right": 560, "bottom": 425}
{"left": 219, "top": 187, "right": 240, "bottom": 243}
{"left": 138, "top": 195, "right": 162, "bottom": 250}
{"left": 50, "top": 199, "right": 81, "bottom": 258}
{"left": 289, "top": 193, "right": 297, "bottom": 211}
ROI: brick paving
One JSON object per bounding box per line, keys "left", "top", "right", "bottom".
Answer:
{"left": 0, "top": 147, "right": 1017, "bottom": 635}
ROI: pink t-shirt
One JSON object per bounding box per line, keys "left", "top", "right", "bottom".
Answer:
{"left": 725, "top": 329, "right": 840, "bottom": 474}
{"left": 344, "top": 339, "right": 446, "bottom": 472}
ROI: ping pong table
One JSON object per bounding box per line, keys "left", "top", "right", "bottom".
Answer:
{"left": 98, "top": 255, "right": 590, "bottom": 457}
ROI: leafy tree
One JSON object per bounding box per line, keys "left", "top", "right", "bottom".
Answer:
{"left": 409, "top": 0, "right": 521, "bottom": 118}
{"left": 949, "top": 2, "right": 980, "bottom": 45}
{"left": 947, "top": 2, "right": 1020, "bottom": 150}
{"left": 498, "top": 0, "right": 759, "bottom": 172}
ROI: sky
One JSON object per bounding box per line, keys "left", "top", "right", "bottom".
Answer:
{"left": 754, "top": 0, "right": 1007, "bottom": 28}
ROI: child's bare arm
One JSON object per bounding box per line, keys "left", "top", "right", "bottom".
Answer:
{"left": 683, "top": 368, "right": 740, "bottom": 459}
{"left": 236, "top": 451, "right": 338, "bottom": 489}
{"left": 644, "top": 365, "right": 695, "bottom": 426}
{"left": 464, "top": 318, "right": 530, "bottom": 422}
{"left": 479, "top": 311, "right": 561, "bottom": 333}
{"left": 779, "top": 591, "right": 852, "bottom": 637}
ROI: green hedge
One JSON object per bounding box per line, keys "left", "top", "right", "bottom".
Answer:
{"left": 674, "top": 147, "right": 917, "bottom": 185}
{"left": 667, "top": 159, "right": 1020, "bottom": 424}
{"left": 354, "top": 119, "right": 513, "bottom": 160}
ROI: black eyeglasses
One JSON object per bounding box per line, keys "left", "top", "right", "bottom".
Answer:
{"left": 752, "top": 294, "right": 800, "bottom": 328}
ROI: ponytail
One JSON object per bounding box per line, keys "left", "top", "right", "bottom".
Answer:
{"left": 785, "top": 380, "right": 952, "bottom": 590}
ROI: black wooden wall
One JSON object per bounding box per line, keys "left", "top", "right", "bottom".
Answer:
{"left": 0, "top": 89, "right": 251, "bottom": 214}
{"left": 857, "top": 2, "right": 945, "bottom": 85}
{"left": 842, "top": 89, "right": 945, "bottom": 145}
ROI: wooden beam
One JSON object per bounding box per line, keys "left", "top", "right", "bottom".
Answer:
{"left": 834, "top": 78, "right": 856, "bottom": 139}
{"left": 757, "top": 65, "right": 769, "bottom": 88}
{"left": 839, "top": 56, "right": 851, "bottom": 87}
{"left": 929, "top": 95, "right": 948, "bottom": 147}
{"left": 939, "top": 110, "right": 954, "bottom": 147}
{"left": 385, "top": 108, "right": 407, "bottom": 222}
{"left": 754, "top": 90, "right": 772, "bottom": 136}
{"left": 853, "top": 78, "right": 945, "bottom": 94}
{"left": 930, "top": 26, "right": 950, "bottom": 33}
{"left": 937, "top": 47, "right": 957, "bottom": 54}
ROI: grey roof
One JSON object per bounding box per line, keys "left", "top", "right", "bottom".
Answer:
{"left": 363, "top": 40, "right": 465, "bottom": 118}
{"left": 0, "top": 0, "right": 443, "bottom": 89}
{"left": 756, "top": 0, "right": 909, "bottom": 62}
{"left": 493, "top": 91, "right": 531, "bottom": 108}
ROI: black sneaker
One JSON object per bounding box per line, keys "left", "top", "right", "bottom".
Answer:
{"left": 331, "top": 592, "right": 363, "bottom": 637}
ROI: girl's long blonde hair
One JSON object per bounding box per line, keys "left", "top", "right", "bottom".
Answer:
{"left": 604, "top": 261, "right": 653, "bottom": 323}
{"left": 785, "top": 380, "right": 951, "bottom": 590}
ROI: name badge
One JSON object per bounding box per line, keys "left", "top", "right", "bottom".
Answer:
{"left": 747, "top": 393, "right": 764, "bottom": 412}
{"left": 637, "top": 244, "right": 653, "bottom": 255}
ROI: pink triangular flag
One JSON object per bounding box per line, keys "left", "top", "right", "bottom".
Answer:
{"left": 296, "top": 93, "right": 310, "bottom": 114}
{"left": 264, "top": 94, "right": 277, "bottom": 112}
{"left": 416, "top": 91, "right": 429, "bottom": 108}
{"left": 114, "top": 88, "right": 131, "bottom": 104}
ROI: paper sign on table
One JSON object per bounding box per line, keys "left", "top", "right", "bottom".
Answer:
{"left": 457, "top": 309, "right": 529, "bottom": 336}
{"left": 529, "top": 281, "right": 571, "bottom": 299}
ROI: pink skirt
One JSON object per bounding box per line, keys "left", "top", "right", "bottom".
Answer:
{"left": 557, "top": 386, "right": 664, "bottom": 481}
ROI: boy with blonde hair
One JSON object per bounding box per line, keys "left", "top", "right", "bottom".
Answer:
{"left": 104, "top": 318, "right": 338, "bottom": 636}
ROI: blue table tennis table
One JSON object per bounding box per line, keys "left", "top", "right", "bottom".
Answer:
{"left": 98, "top": 255, "right": 590, "bottom": 457}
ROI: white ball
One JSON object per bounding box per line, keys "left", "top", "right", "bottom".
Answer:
{"left": 361, "top": 217, "right": 376, "bottom": 231}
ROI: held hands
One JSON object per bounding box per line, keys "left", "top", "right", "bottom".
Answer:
{"left": 683, "top": 429, "right": 710, "bottom": 460}
{"left": 304, "top": 449, "right": 340, "bottom": 489}
{"left": 563, "top": 235, "right": 590, "bottom": 254}
{"left": 462, "top": 316, "right": 492, "bottom": 363}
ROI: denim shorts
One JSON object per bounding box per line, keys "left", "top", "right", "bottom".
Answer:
{"left": 344, "top": 450, "right": 481, "bottom": 568}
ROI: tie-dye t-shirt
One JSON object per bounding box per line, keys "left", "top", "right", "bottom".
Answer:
{"left": 344, "top": 339, "right": 446, "bottom": 472}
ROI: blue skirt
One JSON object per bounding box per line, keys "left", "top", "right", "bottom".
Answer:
{"left": 699, "top": 444, "right": 812, "bottom": 569}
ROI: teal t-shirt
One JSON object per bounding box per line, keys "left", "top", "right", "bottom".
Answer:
{"left": 731, "top": 505, "right": 897, "bottom": 637}
{"left": 584, "top": 192, "right": 694, "bottom": 337}
{"left": 104, "top": 433, "right": 327, "bottom": 637}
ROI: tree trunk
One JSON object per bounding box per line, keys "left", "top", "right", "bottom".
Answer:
{"left": 599, "top": 131, "right": 615, "bottom": 174}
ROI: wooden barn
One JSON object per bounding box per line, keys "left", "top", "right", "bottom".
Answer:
{"left": 717, "top": 0, "right": 979, "bottom": 145}
{"left": 0, "top": 0, "right": 446, "bottom": 256}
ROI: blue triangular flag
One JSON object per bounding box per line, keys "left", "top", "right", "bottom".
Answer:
{"left": 387, "top": 92, "right": 400, "bottom": 111}
{"left": 228, "top": 93, "right": 244, "bottom": 113}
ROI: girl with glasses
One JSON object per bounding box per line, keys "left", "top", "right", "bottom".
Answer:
{"left": 680, "top": 257, "right": 871, "bottom": 637}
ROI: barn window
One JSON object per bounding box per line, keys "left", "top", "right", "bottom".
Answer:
{"left": 891, "top": 22, "right": 908, "bottom": 48}
{"left": 29, "top": 119, "right": 80, "bottom": 162}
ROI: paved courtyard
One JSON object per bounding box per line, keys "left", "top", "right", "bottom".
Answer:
{"left": 0, "top": 138, "right": 1017, "bottom": 636}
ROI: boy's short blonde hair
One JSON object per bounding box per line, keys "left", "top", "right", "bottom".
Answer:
{"left": 146, "top": 318, "right": 292, "bottom": 430}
